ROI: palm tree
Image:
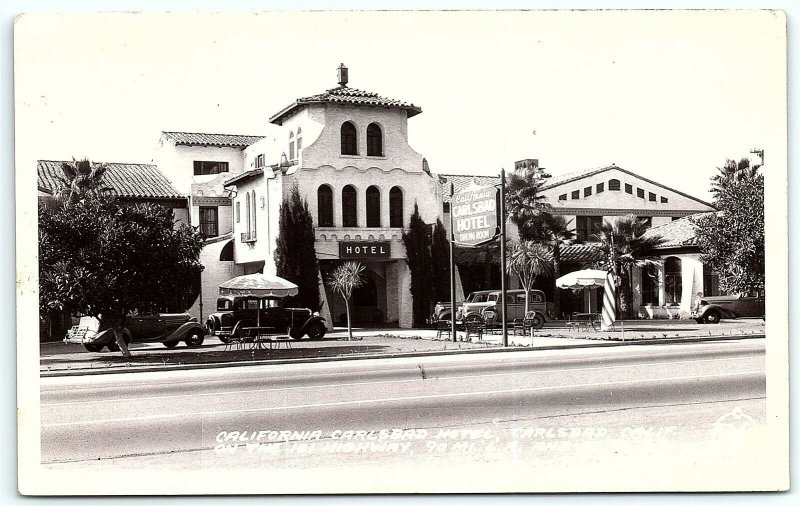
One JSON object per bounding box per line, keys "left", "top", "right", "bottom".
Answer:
{"left": 711, "top": 158, "right": 760, "bottom": 199}
{"left": 534, "top": 214, "right": 575, "bottom": 318}
{"left": 506, "top": 240, "right": 554, "bottom": 314}
{"left": 326, "top": 261, "right": 365, "bottom": 341}
{"left": 505, "top": 166, "right": 551, "bottom": 238}
{"left": 594, "top": 215, "right": 666, "bottom": 319}
{"left": 54, "top": 158, "right": 111, "bottom": 205}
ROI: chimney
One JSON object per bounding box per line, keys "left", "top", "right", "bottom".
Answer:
{"left": 514, "top": 159, "right": 539, "bottom": 172}
{"left": 337, "top": 63, "right": 349, "bottom": 87}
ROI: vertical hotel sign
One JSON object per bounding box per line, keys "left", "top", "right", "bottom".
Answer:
{"left": 451, "top": 183, "right": 498, "bottom": 246}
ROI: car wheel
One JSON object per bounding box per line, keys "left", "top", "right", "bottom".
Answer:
{"left": 83, "top": 343, "right": 104, "bottom": 352}
{"left": 163, "top": 341, "right": 179, "bottom": 349}
{"left": 704, "top": 310, "right": 721, "bottom": 324}
{"left": 185, "top": 329, "right": 205, "bottom": 347}
{"left": 306, "top": 322, "right": 326, "bottom": 340}
{"left": 531, "top": 314, "right": 544, "bottom": 330}
{"left": 218, "top": 336, "right": 231, "bottom": 344}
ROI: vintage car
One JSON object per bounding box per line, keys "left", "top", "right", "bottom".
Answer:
{"left": 205, "top": 296, "right": 327, "bottom": 342}
{"left": 64, "top": 312, "right": 206, "bottom": 352}
{"left": 430, "top": 290, "right": 494, "bottom": 323}
{"left": 691, "top": 293, "right": 765, "bottom": 324}
{"left": 457, "top": 289, "right": 554, "bottom": 329}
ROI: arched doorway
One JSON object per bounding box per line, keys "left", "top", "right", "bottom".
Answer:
{"left": 664, "top": 257, "right": 682, "bottom": 305}
{"left": 351, "top": 274, "right": 379, "bottom": 324}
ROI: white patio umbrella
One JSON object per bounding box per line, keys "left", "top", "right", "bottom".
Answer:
{"left": 555, "top": 269, "right": 616, "bottom": 331}
{"left": 219, "top": 273, "right": 299, "bottom": 297}
{"left": 219, "top": 274, "right": 299, "bottom": 328}
{"left": 555, "top": 269, "right": 608, "bottom": 289}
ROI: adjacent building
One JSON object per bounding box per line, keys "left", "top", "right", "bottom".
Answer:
{"left": 440, "top": 160, "right": 716, "bottom": 318}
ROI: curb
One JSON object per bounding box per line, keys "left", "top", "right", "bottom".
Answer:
{"left": 39, "top": 333, "right": 765, "bottom": 378}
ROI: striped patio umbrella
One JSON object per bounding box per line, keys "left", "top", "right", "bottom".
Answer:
{"left": 601, "top": 270, "right": 617, "bottom": 331}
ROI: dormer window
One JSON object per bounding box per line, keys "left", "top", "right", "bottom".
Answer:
{"left": 367, "top": 123, "right": 383, "bottom": 156}
{"left": 341, "top": 122, "right": 358, "bottom": 155}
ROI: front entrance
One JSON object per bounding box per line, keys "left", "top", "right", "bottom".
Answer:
{"left": 321, "top": 261, "right": 390, "bottom": 327}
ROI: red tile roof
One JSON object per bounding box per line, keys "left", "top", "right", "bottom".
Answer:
{"left": 269, "top": 85, "right": 422, "bottom": 124}
{"left": 161, "top": 131, "right": 264, "bottom": 148}
{"left": 37, "top": 160, "right": 185, "bottom": 199}
{"left": 454, "top": 243, "right": 603, "bottom": 266}
{"left": 643, "top": 213, "right": 712, "bottom": 249}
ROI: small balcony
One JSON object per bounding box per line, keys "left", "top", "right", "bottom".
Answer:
{"left": 241, "top": 230, "right": 257, "bottom": 243}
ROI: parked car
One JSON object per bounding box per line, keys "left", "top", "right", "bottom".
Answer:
{"left": 206, "top": 296, "right": 327, "bottom": 342}
{"left": 457, "top": 289, "right": 554, "bottom": 329}
{"left": 431, "top": 290, "right": 494, "bottom": 322}
{"left": 64, "top": 312, "right": 206, "bottom": 352}
{"left": 691, "top": 293, "right": 765, "bottom": 324}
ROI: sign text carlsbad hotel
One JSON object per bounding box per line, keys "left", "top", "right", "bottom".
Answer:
{"left": 38, "top": 64, "right": 717, "bottom": 329}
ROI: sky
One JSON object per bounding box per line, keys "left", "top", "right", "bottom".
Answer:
{"left": 14, "top": 9, "right": 786, "bottom": 202}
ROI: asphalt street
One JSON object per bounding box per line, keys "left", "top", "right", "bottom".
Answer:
{"left": 39, "top": 338, "right": 768, "bottom": 492}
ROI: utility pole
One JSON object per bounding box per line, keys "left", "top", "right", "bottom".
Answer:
{"left": 449, "top": 182, "right": 457, "bottom": 342}
{"left": 500, "top": 168, "right": 508, "bottom": 347}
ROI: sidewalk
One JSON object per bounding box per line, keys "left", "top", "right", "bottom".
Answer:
{"left": 40, "top": 319, "right": 765, "bottom": 376}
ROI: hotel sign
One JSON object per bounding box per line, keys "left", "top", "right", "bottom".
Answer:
{"left": 339, "top": 241, "right": 391, "bottom": 259}
{"left": 451, "top": 184, "right": 498, "bottom": 246}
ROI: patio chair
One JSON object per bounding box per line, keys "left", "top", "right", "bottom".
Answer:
{"left": 464, "top": 320, "right": 484, "bottom": 342}
{"left": 435, "top": 319, "right": 451, "bottom": 340}
{"left": 512, "top": 318, "right": 526, "bottom": 336}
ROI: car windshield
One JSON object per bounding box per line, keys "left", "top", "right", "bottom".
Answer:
{"left": 473, "top": 294, "right": 488, "bottom": 303}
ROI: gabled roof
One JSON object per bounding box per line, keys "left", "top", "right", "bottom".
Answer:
{"left": 438, "top": 165, "right": 713, "bottom": 208}
{"left": 540, "top": 164, "right": 714, "bottom": 208}
{"left": 223, "top": 168, "right": 264, "bottom": 187}
{"left": 438, "top": 174, "right": 501, "bottom": 203}
{"left": 37, "top": 160, "right": 185, "bottom": 199}
{"left": 269, "top": 85, "right": 422, "bottom": 125}
{"left": 643, "top": 212, "right": 712, "bottom": 249}
{"left": 161, "top": 131, "right": 264, "bottom": 149}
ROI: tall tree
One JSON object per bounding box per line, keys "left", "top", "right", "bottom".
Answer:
{"left": 526, "top": 214, "right": 575, "bottom": 318}
{"left": 694, "top": 166, "right": 764, "bottom": 294}
{"left": 39, "top": 195, "right": 204, "bottom": 358}
{"left": 326, "top": 261, "right": 365, "bottom": 341}
{"left": 430, "top": 219, "right": 451, "bottom": 302}
{"left": 594, "top": 215, "right": 665, "bottom": 319}
{"left": 711, "top": 157, "right": 761, "bottom": 198}
{"left": 402, "top": 203, "right": 434, "bottom": 326}
{"left": 506, "top": 240, "right": 554, "bottom": 314}
{"left": 505, "top": 165, "right": 551, "bottom": 240}
{"left": 274, "top": 184, "right": 321, "bottom": 311}
{"left": 53, "top": 158, "right": 112, "bottom": 205}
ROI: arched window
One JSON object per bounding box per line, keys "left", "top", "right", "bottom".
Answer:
{"left": 664, "top": 257, "right": 682, "bottom": 304}
{"left": 342, "top": 185, "right": 357, "bottom": 227}
{"left": 296, "top": 127, "right": 303, "bottom": 158}
{"left": 609, "top": 179, "right": 621, "bottom": 191}
{"left": 367, "top": 123, "right": 383, "bottom": 156}
{"left": 389, "top": 186, "right": 403, "bottom": 228}
{"left": 289, "top": 132, "right": 295, "bottom": 160}
{"left": 317, "top": 185, "right": 334, "bottom": 227}
{"left": 219, "top": 241, "right": 234, "bottom": 261}
{"left": 641, "top": 266, "right": 659, "bottom": 305}
{"left": 366, "top": 186, "right": 381, "bottom": 227}
{"left": 341, "top": 122, "right": 358, "bottom": 155}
